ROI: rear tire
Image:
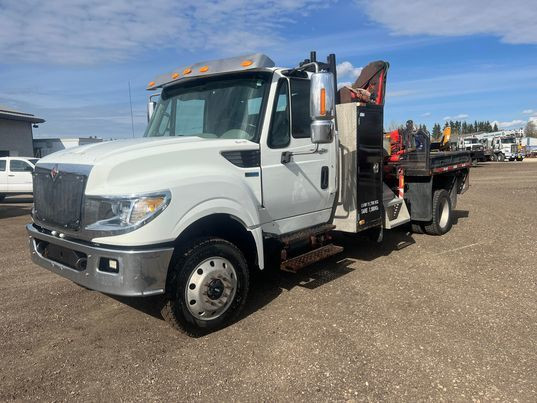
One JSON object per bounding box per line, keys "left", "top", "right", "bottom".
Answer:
{"left": 424, "top": 189, "right": 453, "bottom": 236}
{"left": 497, "top": 153, "right": 505, "bottom": 162}
{"left": 411, "top": 222, "right": 425, "bottom": 234}
{"left": 162, "top": 237, "right": 249, "bottom": 336}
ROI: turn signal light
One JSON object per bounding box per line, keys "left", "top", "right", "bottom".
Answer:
{"left": 320, "top": 88, "right": 326, "bottom": 116}
{"left": 199, "top": 65, "right": 209, "bottom": 72}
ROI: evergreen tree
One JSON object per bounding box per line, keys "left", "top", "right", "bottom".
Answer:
{"left": 493, "top": 123, "right": 498, "bottom": 132}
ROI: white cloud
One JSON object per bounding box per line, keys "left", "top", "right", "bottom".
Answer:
{"left": 0, "top": 0, "right": 330, "bottom": 64}
{"left": 357, "top": 0, "right": 537, "bottom": 44}
{"left": 336, "top": 61, "right": 362, "bottom": 81}
{"left": 421, "top": 112, "right": 431, "bottom": 117}
{"left": 492, "top": 119, "right": 526, "bottom": 128}
{"left": 443, "top": 114, "right": 468, "bottom": 120}
{"left": 522, "top": 109, "right": 534, "bottom": 114}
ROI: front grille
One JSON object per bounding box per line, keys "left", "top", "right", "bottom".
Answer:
{"left": 33, "top": 165, "right": 90, "bottom": 230}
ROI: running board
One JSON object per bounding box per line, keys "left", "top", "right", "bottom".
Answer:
{"left": 280, "top": 244, "right": 344, "bottom": 273}
{"left": 279, "top": 223, "right": 336, "bottom": 245}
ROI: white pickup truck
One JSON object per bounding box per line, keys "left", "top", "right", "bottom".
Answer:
{"left": 27, "top": 52, "right": 470, "bottom": 335}
{"left": 0, "top": 157, "right": 39, "bottom": 201}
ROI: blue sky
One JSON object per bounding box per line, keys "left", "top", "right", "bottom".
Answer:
{"left": 0, "top": 0, "right": 536, "bottom": 138}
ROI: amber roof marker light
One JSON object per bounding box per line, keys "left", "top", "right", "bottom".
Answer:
{"left": 183, "top": 68, "right": 192, "bottom": 75}
{"left": 171, "top": 72, "right": 179, "bottom": 79}
{"left": 241, "top": 60, "right": 253, "bottom": 67}
{"left": 199, "top": 66, "right": 209, "bottom": 72}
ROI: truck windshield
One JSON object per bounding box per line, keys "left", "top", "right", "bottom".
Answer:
{"left": 144, "top": 73, "right": 270, "bottom": 142}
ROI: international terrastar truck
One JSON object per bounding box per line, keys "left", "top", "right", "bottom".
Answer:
{"left": 27, "top": 52, "right": 471, "bottom": 334}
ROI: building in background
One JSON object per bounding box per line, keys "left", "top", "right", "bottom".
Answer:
{"left": 0, "top": 106, "right": 45, "bottom": 157}
{"left": 33, "top": 137, "right": 103, "bottom": 157}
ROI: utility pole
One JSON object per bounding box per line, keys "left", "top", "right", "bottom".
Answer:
{"left": 128, "top": 81, "right": 135, "bottom": 138}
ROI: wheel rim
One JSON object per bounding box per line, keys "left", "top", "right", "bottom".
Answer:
{"left": 185, "top": 257, "right": 238, "bottom": 321}
{"left": 439, "top": 198, "right": 450, "bottom": 229}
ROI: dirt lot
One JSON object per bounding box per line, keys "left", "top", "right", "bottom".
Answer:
{"left": 1, "top": 161, "right": 536, "bottom": 401}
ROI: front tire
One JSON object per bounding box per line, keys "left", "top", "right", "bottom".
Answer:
{"left": 162, "top": 237, "right": 249, "bottom": 335}
{"left": 497, "top": 153, "right": 505, "bottom": 162}
{"left": 424, "top": 189, "right": 453, "bottom": 236}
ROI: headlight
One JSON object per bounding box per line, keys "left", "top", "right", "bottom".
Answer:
{"left": 83, "top": 191, "right": 171, "bottom": 234}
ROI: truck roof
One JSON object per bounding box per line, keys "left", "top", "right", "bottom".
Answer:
{"left": 147, "top": 53, "right": 276, "bottom": 91}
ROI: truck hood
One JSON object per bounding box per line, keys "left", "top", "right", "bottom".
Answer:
{"left": 38, "top": 136, "right": 253, "bottom": 166}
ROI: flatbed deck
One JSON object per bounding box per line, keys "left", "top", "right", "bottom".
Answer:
{"left": 402, "top": 150, "right": 472, "bottom": 176}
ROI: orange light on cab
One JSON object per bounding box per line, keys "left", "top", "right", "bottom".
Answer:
{"left": 148, "top": 81, "right": 155, "bottom": 87}
{"left": 241, "top": 60, "right": 253, "bottom": 67}
{"left": 183, "top": 68, "right": 192, "bottom": 75}
{"left": 199, "top": 66, "right": 209, "bottom": 72}
{"left": 320, "top": 88, "right": 326, "bottom": 116}
{"left": 171, "top": 72, "right": 179, "bottom": 79}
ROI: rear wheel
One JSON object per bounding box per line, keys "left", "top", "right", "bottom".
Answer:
{"left": 162, "top": 237, "right": 249, "bottom": 336}
{"left": 497, "top": 153, "right": 505, "bottom": 162}
{"left": 424, "top": 189, "right": 453, "bottom": 236}
{"left": 411, "top": 222, "right": 425, "bottom": 234}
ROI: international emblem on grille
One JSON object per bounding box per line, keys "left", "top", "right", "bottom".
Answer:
{"left": 50, "top": 165, "right": 59, "bottom": 181}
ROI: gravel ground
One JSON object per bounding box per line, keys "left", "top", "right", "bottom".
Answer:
{"left": 0, "top": 161, "right": 536, "bottom": 401}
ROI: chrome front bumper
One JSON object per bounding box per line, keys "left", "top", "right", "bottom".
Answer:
{"left": 27, "top": 224, "right": 174, "bottom": 297}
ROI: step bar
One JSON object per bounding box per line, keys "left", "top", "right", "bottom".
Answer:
{"left": 280, "top": 244, "right": 344, "bottom": 273}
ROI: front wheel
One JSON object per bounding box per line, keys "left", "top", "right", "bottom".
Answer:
{"left": 424, "top": 189, "right": 453, "bottom": 236}
{"left": 162, "top": 238, "right": 249, "bottom": 335}
{"left": 497, "top": 153, "right": 505, "bottom": 162}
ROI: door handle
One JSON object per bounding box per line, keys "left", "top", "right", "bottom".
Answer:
{"left": 8, "top": 174, "right": 15, "bottom": 177}
{"left": 321, "top": 166, "right": 329, "bottom": 189}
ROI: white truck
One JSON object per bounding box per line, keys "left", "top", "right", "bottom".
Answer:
{"left": 27, "top": 53, "right": 471, "bottom": 335}
{"left": 0, "top": 157, "right": 39, "bottom": 201}
{"left": 490, "top": 135, "right": 524, "bottom": 161}
{"left": 457, "top": 137, "right": 485, "bottom": 163}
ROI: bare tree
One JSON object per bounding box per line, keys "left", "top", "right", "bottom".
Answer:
{"left": 524, "top": 121, "right": 537, "bottom": 138}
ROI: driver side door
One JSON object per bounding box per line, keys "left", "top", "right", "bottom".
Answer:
{"left": 8, "top": 159, "right": 34, "bottom": 192}
{"left": 260, "top": 75, "right": 336, "bottom": 235}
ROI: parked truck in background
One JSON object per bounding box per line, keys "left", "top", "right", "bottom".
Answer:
{"left": 458, "top": 136, "right": 485, "bottom": 164}
{"left": 27, "top": 52, "right": 471, "bottom": 335}
{"left": 0, "top": 157, "right": 39, "bottom": 201}
{"left": 490, "top": 135, "right": 524, "bottom": 161}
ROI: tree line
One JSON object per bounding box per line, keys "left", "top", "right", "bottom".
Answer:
{"left": 431, "top": 120, "right": 498, "bottom": 139}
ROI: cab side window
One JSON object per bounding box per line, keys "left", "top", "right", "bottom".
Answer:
{"left": 268, "top": 79, "right": 290, "bottom": 149}
{"left": 0, "top": 160, "right": 5, "bottom": 171}
{"left": 290, "top": 78, "right": 311, "bottom": 139}
{"left": 10, "top": 160, "right": 33, "bottom": 172}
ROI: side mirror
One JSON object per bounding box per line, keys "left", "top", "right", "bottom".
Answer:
{"left": 310, "top": 72, "right": 335, "bottom": 144}
{"left": 147, "top": 101, "right": 157, "bottom": 122}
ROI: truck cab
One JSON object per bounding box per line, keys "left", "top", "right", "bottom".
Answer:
{"left": 458, "top": 137, "right": 485, "bottom": 163}
{"left": 492, "top": 136, "right": 524, "bottom": 161}
{"left": 27, "top": 53, "right": 470, "bottom": 335}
